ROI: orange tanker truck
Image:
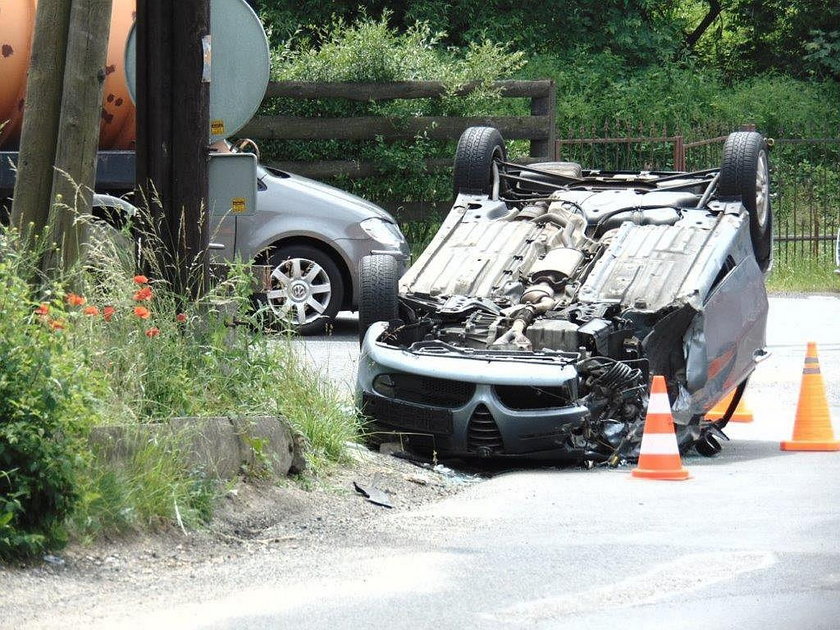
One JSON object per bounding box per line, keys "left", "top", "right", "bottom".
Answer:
{"left": 0, "top": 0, "right": 137, "bottom": 151}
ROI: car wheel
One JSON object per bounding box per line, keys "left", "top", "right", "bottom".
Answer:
{"left": 453, "top": 126, "right": 507, "bottom": 197}
{"left": 719, "top": 131, "right": 773, "bottom": 271}
{"left": 694, "top": 432, "right": 722, "bottom": 457}
{"left": 261, "top": 244, "right": 344, "bottom": 335}
{"left": 358, "top": 254, "right": 400, "bottom": 345}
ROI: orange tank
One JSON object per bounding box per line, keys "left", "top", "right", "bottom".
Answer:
{"left": 0, "top": 0, "right": 137, "bottom": 150}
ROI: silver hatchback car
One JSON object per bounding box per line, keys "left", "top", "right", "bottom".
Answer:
{"left": 83, "top": 162, "right": 410, "bottom": 335}
{"left": 209, "top": 163, "right": 409, "bottom": 334}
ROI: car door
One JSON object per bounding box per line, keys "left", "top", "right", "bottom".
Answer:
{"left": 695, "top": 254, "right": 768, "bottom": 407}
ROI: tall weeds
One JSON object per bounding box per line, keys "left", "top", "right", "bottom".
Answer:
{"left": 1, "top": 202, "right": 358, "bottom": 558}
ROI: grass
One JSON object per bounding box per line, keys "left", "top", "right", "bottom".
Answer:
{"left": 2, "top": 206, "right": 362, "bottom": 557}
{"left": 261, "top": 337, "right": 362, "bottom": 472}
{"left": 70, "top": 437, "right": 216, "bottom": 540}
{"left": 766, "top": 256, "right": 840, "bottom": 293}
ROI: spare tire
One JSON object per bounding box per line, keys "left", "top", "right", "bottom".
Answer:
{"left": 718, "top": 131, "right": 772, "bottom": 271}
{"left": 358, "top": 254, "right": 400, "bottom": 345}
{"left": 453, "top": 126, "right": 507, "bottom": 197}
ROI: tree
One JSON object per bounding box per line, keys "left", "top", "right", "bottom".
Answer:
{"left": 10, "top": 0, "right": 73, "bottom": 242}
{"left": 706, "top": 0, "right": 840, "bottom": 79}
{"left": 260, "top": 0, "right": 684, "bottom": 64}
{"left": 46, "top": 0, "right": 114, "bottom": 271}
{"left": 11, "top": 0, "right": 113, "bottom": 274}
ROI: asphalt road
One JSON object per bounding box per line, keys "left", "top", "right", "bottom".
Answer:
{"left": 272, "top": 295, "right": 840, "bottom": 629}
{"left": 13, "top": 296, "right": 837, "bottom": 629}
{"left": 108, "top": 441, "right": 840, "bottom": 629}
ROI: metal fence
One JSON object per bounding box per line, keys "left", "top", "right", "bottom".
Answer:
{"left": 554, "top": 124, "right": 840, "bottom": 267}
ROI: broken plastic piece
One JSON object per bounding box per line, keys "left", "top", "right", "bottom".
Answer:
{"left": 353, "top": 481, "right": 393, "bottom": 508}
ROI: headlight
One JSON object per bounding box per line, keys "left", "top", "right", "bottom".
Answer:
{"left": 359, "top": 218, "right": 404, "bottom": 249}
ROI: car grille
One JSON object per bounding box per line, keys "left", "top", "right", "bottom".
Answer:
{"left": 362, "top": 394, "right": 454, "bottom": 435}
{"left": 494, "top": 385, "right": 572, "bottom": 410}
{"left": 467, "top": 404, "right": 504, "bottom": 452}
{"left": 385, "top": 373, "right": 475, "bottom": 408}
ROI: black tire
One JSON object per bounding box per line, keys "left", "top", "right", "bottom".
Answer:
{"left": 358, "top": 254, "right": 400, "bottom": 345}
{"left": 718, "top": 131, "right": 772, "bottom": 271}
{"left": 453, "top": 126, "right": 507, "bottom": 197}
{"left": 259, "top": 244, "right": 344, "bottom": 335}
{"left": 694, "top": 432, "right": 722, "bottom": 457}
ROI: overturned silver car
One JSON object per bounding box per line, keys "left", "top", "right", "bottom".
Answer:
{"left": 356, "top": 127, "right": 771, "bottom": 464}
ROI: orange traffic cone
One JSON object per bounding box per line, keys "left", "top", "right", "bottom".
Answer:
{"left": 632, "top": 375, "right": 691, "bottom": 480}
{"left": 706, "top": 390, "right": 754, "bottom": 423}
{"left": 781, "top": 342, "right": 840, "bottom": 451}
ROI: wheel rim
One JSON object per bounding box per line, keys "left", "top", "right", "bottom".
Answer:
{"left": 755, "top": 150, "right": 769, "bottom": 228}
{"left": 265, "top": 257, "right": 332, "bottom": 326}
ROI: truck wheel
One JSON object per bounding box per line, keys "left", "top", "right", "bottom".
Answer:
{"left": 453, "top": 126, "right": 507, "bottom": 197}
{"left": 719, "top": 131, "right": 772, "bottom": 271}
{"left": 358, "top": 254, "right": 400, "bottom": 345}
{"left": 261, "top": 244, "right": 344, "bottom": 335}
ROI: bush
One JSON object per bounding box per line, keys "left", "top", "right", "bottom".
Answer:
{"left": 522, "top": 52, "right": 840, "bottom": 138}
{"left": 1, "top": 212, "right": 361, "bottom": 558}
{"left": 257, "top": 14, "right": 526, "bottom": 204}
{"left": 0, "top": 236, "right": 99, "bottom": 560}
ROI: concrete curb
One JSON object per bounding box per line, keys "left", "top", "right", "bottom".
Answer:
{"left": 89, "top": 416, "right": 306, "bottom": 479}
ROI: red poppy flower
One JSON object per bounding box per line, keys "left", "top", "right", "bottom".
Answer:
{"left": 133, "top": 286, "right": 153, "bottom": 301}
{"left": 103, "top": 306, "right": 116, "bottom": 322}
{"left": 49, "top": 319, "right": 65, "bottom": 331}
{"left": 176, "top": 312, "right": 187, "bottom": 323}
{"left": 133, "top": 306, "right": 151, "bottom": 319}
{"left": 145, "top": 327, "right": 161, "bottom": 338}
{"left": 133, "top": 275, "right": 149, "bottom": 284}
{"left": 83, "top": 306, "right": 100, "bottom": 316}
{"left": 66, "top": 293, "right": 86, "bottom": 307}
{"left": 34, "top": 303, "right": 50, "bottom": 316}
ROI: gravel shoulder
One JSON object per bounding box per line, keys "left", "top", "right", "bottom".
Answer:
{"left": 0, "top": 444, "right": 478, "bottom": 628}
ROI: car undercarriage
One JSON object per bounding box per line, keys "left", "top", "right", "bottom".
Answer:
{"left": 356, "top": 128, "right": 771, "bottom": 464}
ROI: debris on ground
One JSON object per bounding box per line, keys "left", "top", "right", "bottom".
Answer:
{"left": 353, "top": 477, "right": 393, "bottom": 508}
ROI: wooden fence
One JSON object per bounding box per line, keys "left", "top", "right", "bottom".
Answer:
{"left": 239, "top": 80, "right": 556, "bottom": 182}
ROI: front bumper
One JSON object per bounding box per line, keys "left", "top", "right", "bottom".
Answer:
{"left": 356, "top": 323, "right": 590, "bottom": 460}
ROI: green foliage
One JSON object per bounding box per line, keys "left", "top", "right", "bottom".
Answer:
{"left": 400, "top": 218, "right": 444, "bottom": 261}
{"left": 259, "top": 14, "right": 525, "bottom": 204}
{"left": 692, "top": 1, "right": 840, "bottom": 80}
{"left": 711, "top": 75, "right": 840, "bottom": 137}
{"left": 1, "top": 207, "right": 362, "bottom": 557}
{"left": 0, "top": 235, "right": 99, "bottom": 560}
{"left": 805, "top": 28, "right": 840, "bottom": 80}
{"left": 261, "top": 0, "right": 683, "bottom": 63}
{"left": 523, "top": 52, "right": 840, "bottom": 138}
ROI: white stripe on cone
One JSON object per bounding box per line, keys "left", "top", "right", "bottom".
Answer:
{"left": 646, "top": 394, "right": 672, "bottom": 415}
{"left": 639, "top": 432, "right": 680, "bottom": 455}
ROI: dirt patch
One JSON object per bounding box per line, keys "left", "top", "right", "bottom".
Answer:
{"left": 209, "top": 443, "right": 476, "bottom": 547}
{"left": 2, "top": 445, "right": 478, "bottom": 581}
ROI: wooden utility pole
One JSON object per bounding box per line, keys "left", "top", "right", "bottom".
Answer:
{"left": 10, "top": 0, "right": 72, "bottom": 239}
{"left": 46, "top": 0, "right": 114, "bottom": 271}
{"left": 136, "top": 0, "right": 210, "bottom": 297}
